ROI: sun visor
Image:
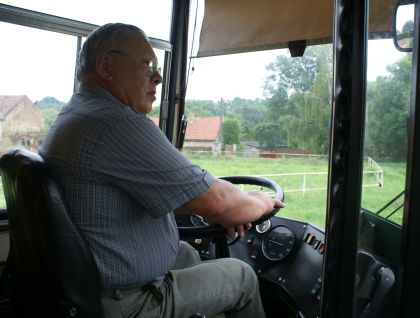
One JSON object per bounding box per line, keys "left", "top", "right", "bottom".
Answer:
{"left": 197, "top": 0, "right": 396, "bottom": 57}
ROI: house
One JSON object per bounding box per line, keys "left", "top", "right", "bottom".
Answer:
{"left": 149, "top": 115, "right": 222, "bottom": 154}
{"left": 0, "top": 95, "right": 45, "bottom": 153}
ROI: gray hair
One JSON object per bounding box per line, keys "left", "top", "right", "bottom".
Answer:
{"left": 76, "top": 23, "right": 144, "bottom": 81}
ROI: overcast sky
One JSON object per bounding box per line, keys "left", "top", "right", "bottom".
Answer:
{"left": 185, "top": 39, "right": 406, "bottom": 102}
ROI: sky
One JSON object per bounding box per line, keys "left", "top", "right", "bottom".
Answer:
{"left": 0, "top": 0, "right": 410, "bottom": 104}
{"left": 185, "top": 39, "right": 407, "bottom": 102}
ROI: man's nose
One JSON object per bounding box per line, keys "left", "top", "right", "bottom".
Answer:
{"left": 151, "top": 72, "right": 163, "bottom": 85}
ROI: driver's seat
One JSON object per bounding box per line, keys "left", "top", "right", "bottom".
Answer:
{"left": 0, "top": 149, "right": 209, "bottom": 318}
{"left": 0, "top": 148, "right": 102, "bottom": 317}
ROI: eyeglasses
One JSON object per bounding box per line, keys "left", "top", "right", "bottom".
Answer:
{"left": 107, "top": 50, "right": 162, "bottom": 77}
{"left": 146, "top": 59, "right": 162, "bottom": 77}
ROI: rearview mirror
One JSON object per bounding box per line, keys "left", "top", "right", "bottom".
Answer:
{"left": 393, "top": 0, "right": 416, "bottom": 52}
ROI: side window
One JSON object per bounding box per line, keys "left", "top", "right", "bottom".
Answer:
{"left": 0, "top": 22, "right": 78, "bottom": 208}
{"left": 352, "top": 0, "right": 413, "bottom": 315}
{"left": 0, "top": 18, "right": 169, "bottom": 209}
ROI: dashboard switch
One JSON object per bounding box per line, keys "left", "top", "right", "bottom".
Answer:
{"left": 306, "top": 234, "right": 315, "bottom": 245}
{"left": 312, "top": 239, "right": 321, "bottom": 249}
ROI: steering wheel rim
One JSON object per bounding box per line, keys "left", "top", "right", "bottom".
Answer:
{"left": 178, "top": 175, "right": 284, "bottom": 238}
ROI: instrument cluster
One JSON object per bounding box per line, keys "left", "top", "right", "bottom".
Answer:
{"left": 229, "top": 216, "right": 325, "bottom": 318}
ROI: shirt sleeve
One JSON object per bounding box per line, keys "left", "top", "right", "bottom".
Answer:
{"left": 92, "top": 115, "right": 215, "bottom": 218}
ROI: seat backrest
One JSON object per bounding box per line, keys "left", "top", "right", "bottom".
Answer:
{"left": 0, "top": 149, "right": 102, "bottom": 317}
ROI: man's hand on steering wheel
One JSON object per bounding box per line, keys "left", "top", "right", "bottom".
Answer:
{"left": 223, "top": 190, "right": 285, "bottom": 238}
{"left": 176, "top": 176, "right": 285, "bottom": 239}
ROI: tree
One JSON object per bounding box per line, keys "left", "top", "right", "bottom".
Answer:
{"left": 223, "top": 117, "right": 241, "bottom": 145}
{"left": 35, "top": 96, "right": 65, "bottom": 109}
{"left": 254, "top": 122, "right": 286, "bottom": 149}
{"left": 283, "top": 46, "right": 332, "bottom": 153}
{"left": 263, "top": 51, "right": 319, "bottom": 124}
{"left": 365, "top": 55, "right": 411, "bottom": 159}
{"left": 263, "top": 45, "right": 332, "bottom": 152}
{"left": 264, "top": 50, "right": 319, "bottom": 97}
{"left": 185, "top": 99, "right": 218, "bottom": 116}
{"left": 223, "top": 98, "right": 267, "bottom": 140}
{"left": 35, "top": 96, "right": 66, "bottom": 130}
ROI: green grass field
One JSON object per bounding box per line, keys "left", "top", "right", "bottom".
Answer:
{"left": 0, "top": 154, "right": 406, "bottom": 228}
{"left": 184, "top": 153, "right": 407, "bottom": 228}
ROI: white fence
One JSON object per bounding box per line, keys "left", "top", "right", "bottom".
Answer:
{"left": 185, "top": 149, "right": 328, "bottom": 159}
{"left": 216, "top": 156, "right": 383, "bottom": 195}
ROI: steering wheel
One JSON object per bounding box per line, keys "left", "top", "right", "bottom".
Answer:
{"left": 178, "top": 175, "right": 284, "bottom": 238}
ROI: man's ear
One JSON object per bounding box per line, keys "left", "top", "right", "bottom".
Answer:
{"left": 96, "top": 53, "right": 113, "bottom": 80}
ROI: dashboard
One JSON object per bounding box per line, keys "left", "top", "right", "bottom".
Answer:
{"left": 177, "top": 211, "right": 400, "bottom": 318}
{"left": 177, "top": 215, "right": 325, "bottom": 317}
{"left": 231, "top": 216, "right": 324, "bottom": 317}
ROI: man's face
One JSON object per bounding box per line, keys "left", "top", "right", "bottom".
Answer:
{"left": 107, "top": 32, "right": 163, "bottom": 114}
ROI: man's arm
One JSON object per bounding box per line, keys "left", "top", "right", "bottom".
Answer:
{"left": 174, "top": 178, "right": 284, "bottom": 236}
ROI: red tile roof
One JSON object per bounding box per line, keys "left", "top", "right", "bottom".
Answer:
{"left": 148, "top": 116, "right": 221, "bottom": 141}
{"left": 0, "top": 95, "right": 27, "bottom": 120}
{"left": 185, "top": 116, "right": 221, "bottom": 141}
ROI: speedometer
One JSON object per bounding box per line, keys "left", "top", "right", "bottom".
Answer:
{"left": 262, "top": 225, "right": 295, "bottom": 261}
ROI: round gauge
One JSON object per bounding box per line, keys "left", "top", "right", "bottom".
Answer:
{"left": 262, "top": 225, "right": 295, "bottom": 261}
{"left": 256, "top": 220, "right": 272, "bottom": 234}
{"left": 190, "top": 214, "right": 208, "bottom": 227}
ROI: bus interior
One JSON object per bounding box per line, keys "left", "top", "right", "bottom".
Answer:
{"left": 0, "top": 0, "right": 419, "bottom": 317}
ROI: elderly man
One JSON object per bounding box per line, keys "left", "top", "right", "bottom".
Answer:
{"left": 40, "top": 23, "right": 283, "bottom": 318}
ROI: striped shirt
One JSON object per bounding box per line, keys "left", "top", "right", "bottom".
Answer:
{"left": 39, "top": 84, "right": 214, "bottom": 288}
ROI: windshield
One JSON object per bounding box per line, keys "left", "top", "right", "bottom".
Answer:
{"left": 178, "top": 1, "right": 411, "bottom": 228}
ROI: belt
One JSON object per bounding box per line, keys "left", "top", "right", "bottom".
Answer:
{"left": 101, "top": 277, "right": 165, "bottom": 300}
{"left": 101, "top": 286, "right": 145, "bottom": 299}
